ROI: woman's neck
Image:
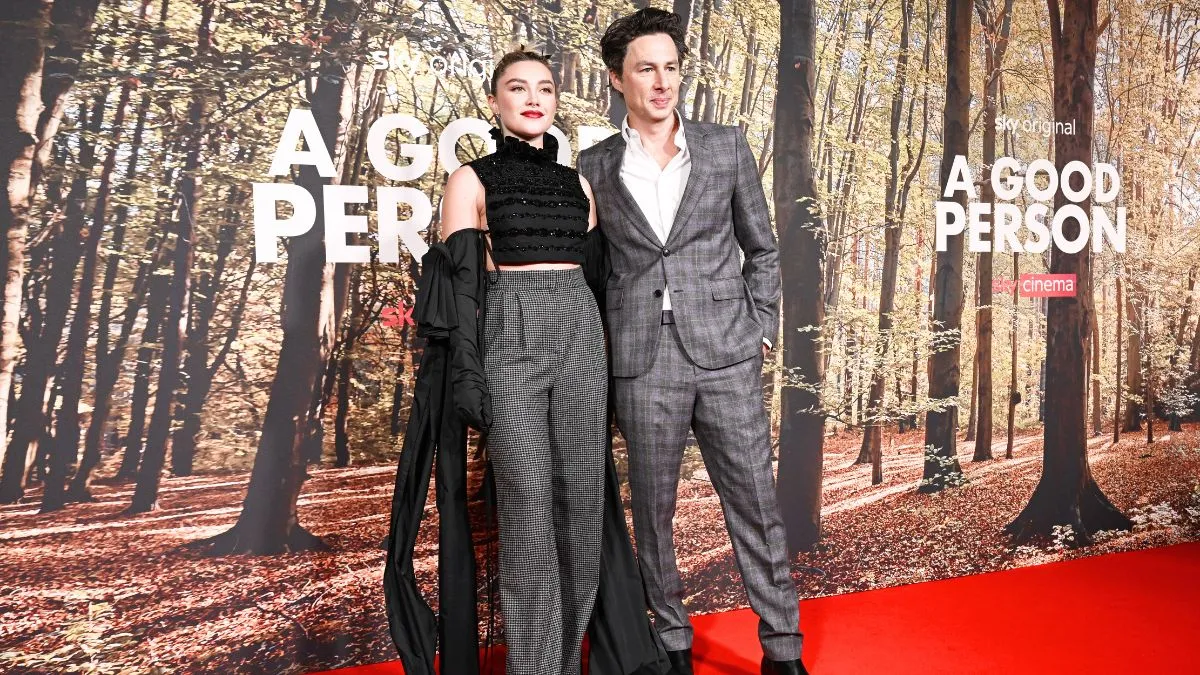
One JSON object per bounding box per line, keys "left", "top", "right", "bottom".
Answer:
{"left": 502, "top": 130, "right": 543, "bottom": 148}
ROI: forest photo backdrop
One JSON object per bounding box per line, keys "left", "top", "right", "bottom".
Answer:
{"left": 1, "top": 0, "right": 1199, "bottom": 673}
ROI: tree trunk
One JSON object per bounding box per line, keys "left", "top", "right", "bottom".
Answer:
{"left": 0, "top": 0, "right": 54, "bottom": 504}
{"left": 119, "top": 270, "right": 169, "bottom": 480}
{"left": 815, "top": 8, "right": 851, "bottom": 189}
{"left": 1113, "top": 275, "right": 1122, "bottom": 444}
{"left": 0, "top": 96, "right": 100, "bottom": 504}
{"left": 972, "top": 0, "right": 1014, "bottom": 461}
{"left": 858, "top": 0, "right": 912, "bottom": 482}
{"left": 843, "top": 327, "right": 857, "bottom": 431}
{"left": 1091, "top": 290, "right": 1102, "bottom": 436}
{"left": 776, "top": 0, "right": 826, "bottom": 553}
{"left": 1145, "top": 310, "right": 1154, "bottom": 444}
{"left": 86, "top": 3, "right": 174, "bottom": 489}
{"left": 1166, "top": 270, "right": 1192, "bottom": 432}
{"left": 690, "top": 0, "right": 712, "bottom": 122}
{"left": 117, "top": 129, "right": 182, "bottom": 481}
{"left": 920, "top": 0, "right": 970, "bottom": 493}
{"left": 703, "top": 37, "right": 727, "bottom": 124}
{"left": 129, "top": 0, "right": 216, "bottom": 513}
{"left": 170, "top": 198, "right": 241, "bottom": 477}
{"left": 739, "top": 32, "right": 759, "bottom": 133}
{"left": 673, "top": 0, "right": 697, "bottom": 110}
{"left": 29, "top": 0, "right": 103, "bottom": 198}
{"left": 560, "top": 50, "right": 577, "bottom": 96}
{"left": 71, "top": 38, "right": 157, "bottom": 499}
{"left": 1122, "top": 286, "right": 1142, "bottom": 430}
{"left": 52, "top": 2, "right": 153, "bottom": 500}
{"left": 1005, "top": 0, "right": 1132, "bottom": 545}
{"left": 1006, "top": 253, "right": 1018, "bottom": 459}
{"left": 822, "top": 16, "right": 876, "bottom": 318}
{"left": 334, "top": 267, "right": 365, "bottom": 467}
{"left": 43, "top": 82, "right": 133, "bottom": 511}
{"left": 966, "top": 299, "right": 978, "bottom": 444}
{"left": 199, "top": 0, "right": 360, "bottom": 554}
{"left": 1189, "top": 277, "right": 1200, "bottom": 374}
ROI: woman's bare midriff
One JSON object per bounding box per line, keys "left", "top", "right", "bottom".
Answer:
{"left": 491, "top": 262, "right": 581, "bottom": 271}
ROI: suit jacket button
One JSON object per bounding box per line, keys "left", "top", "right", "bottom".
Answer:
{"left": 662, "top": 248, "right": 671, "bottom": 257}
{"left": 653, "top": 289, "right": 663, "bottom": 298}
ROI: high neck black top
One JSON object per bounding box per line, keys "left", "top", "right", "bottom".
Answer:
{"left": 467, "top": 127, "right": 590, "bottom": 265}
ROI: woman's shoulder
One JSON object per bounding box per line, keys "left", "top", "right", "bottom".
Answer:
{"left": 447, "top": 163, "right": 483, "bottom": 190}
{"left": 463, "top": 150, "right": 509, "bottom": 187}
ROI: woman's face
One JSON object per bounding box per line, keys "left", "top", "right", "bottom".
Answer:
{"left": 488, "top": 59, "right": 557, "bottom": 141}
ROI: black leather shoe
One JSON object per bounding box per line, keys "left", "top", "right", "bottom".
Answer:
{"left": 761, "top": 656, "right": 810, "bottom": 675}
{"left": 666, "top": 648, "right": 694, "bottom": 675}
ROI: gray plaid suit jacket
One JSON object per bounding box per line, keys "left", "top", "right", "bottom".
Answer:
{"left": 578, "top": 120, "right": 780, "bottom": 378}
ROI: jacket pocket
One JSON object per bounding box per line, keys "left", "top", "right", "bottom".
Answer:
{"left": 711, "top": 277, "right": 744, "bottom": 301}
{"left": 607, "top": 287, "right": 625, "bottom": 309}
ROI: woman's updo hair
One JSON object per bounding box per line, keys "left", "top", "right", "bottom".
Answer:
{"left": 490, "top": 49, "right": 558, "bottom": 95}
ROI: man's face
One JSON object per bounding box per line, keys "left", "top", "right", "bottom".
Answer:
{"left": 610, "top": 33, "right": 681, "bottom": 125}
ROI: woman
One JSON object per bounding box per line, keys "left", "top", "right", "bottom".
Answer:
{"left": 384, "top": 50, "right": 668, "bottom": 675}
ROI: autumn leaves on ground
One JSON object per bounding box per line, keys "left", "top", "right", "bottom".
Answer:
{"left": 2, "top": 427, "right": 1197, "bottom": 675}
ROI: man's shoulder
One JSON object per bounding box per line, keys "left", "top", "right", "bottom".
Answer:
{"left": 578, "top": 134, "right": 619, "bottom": 180}
{"left": 687, "top": 120, "right": 734, "bottom": 134}
{"left": 579, "top": 132, "right": 622, "bottom": 162}
{"left": 684, "top": 121, "right": 743, "bottom": 147}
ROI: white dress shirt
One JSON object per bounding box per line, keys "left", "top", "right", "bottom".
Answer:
{"left": 619, "top": 112, "right": 691, "bottom": 311}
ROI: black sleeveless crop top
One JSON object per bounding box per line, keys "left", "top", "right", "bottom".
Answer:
{"left": 467, "top": 127, "right": 590, "bottom": 265}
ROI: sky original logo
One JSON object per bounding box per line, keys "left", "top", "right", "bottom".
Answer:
{"left": 368, "top": 44, "right": 491, "bottom": 80}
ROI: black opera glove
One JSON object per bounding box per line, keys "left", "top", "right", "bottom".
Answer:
{"left": 443, "top": 229, "right": 493, "bottom": 432}
{"left": 581, "top": 227, "right": 611, "bottom": 315}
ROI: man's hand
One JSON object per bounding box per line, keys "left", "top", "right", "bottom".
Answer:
{"left": 763, "top": 343, "right": 770, "bottom": 359}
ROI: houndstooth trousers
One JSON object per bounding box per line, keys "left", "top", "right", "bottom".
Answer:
{"left": 483, "top": 267, "right": 607, "bottom": 675}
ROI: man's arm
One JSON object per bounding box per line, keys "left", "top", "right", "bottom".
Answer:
{"left": 577, "top": 146, "right": 599, "bottom": 192}
{"left": 729, "top": 129, "right": 781, "bottom": 350}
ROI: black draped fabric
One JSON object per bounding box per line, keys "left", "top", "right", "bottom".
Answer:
{"left": 584, "top": 226, "right": 669, "bottom": 675}
{"left": 385, "top": 227, "right": 668, "bottom": 674}
{"left": 384, "top": 232, "right": 480, "bottom": 675}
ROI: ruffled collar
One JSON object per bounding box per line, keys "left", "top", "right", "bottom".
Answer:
{"left": 489, "top": 126, "right": 558, "bottom": 162}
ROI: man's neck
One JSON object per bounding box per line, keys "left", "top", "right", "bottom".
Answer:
{"left": 627, "top": 111, "right": 681, "bottom": 156}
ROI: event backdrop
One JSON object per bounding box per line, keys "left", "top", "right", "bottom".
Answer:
{"left": 2, "top": 0, "right": 1199, "bottom": 672}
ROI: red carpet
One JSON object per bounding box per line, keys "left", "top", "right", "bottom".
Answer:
{"left": 330, "top": 542, "right": 1200, "bottom": 674}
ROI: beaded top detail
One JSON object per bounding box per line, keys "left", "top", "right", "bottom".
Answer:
{"left": 469, "top": 127, "right": 590, "bottom": 265}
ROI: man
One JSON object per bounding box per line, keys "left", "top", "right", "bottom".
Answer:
{"left": 578, "top": 8, "right": 807, "bottom": 675}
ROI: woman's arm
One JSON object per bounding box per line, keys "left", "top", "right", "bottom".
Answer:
{"left": 441, "top": 165, "right": 484, "bottom": 238}
{"left": 437, "top": 165, "right": 491, "bottom": 431}
{"left": 579, "top": 173, "right": 609, "bottom": 315}
{"left": 580, "top": 173, "right": 598, "bottom": 232}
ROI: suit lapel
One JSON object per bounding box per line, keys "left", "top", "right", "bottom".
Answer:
{"left": 665, "top": 121, "right": 710, "bottom": 247}
{"left": 603, "top": 136, "right": 663, "bottom": 249}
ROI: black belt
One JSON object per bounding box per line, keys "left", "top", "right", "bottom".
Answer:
{"left": 661, "top": 310, "right": 675, "bottom": 324}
